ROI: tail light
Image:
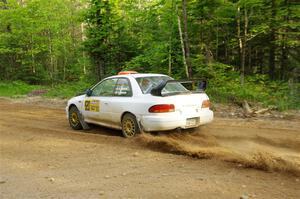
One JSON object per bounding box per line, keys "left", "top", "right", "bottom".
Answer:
{"left": 201, "top": 100, "right": 210, "bottom": 108}
{"left": 149, "top": 104, "right": 175, "bottom": 113}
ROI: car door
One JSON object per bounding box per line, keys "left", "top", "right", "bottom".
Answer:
{"left": 82, "top": 78, "right": 118, "bottom": 125}
{"left": 109, "top": 78, "right": 133, "bottom": 125}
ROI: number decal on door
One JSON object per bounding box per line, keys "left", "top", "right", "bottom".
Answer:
{"left": 84, "top": 100, "right": 100, "bottom": 112}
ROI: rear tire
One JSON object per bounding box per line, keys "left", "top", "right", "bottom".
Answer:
{"left": 121, "top": 113, "right": 140, "bottom": 138}
{"left": 68, "top": 106, "right": 83, "bottom": 130}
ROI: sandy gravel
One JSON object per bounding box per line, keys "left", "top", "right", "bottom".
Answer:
{"left": 0, "top": 98, "right": 299, "bottom": 199}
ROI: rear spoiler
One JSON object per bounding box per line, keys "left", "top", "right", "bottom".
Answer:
{"left": 150, "top": 79, "right": 207, "bottom": 97}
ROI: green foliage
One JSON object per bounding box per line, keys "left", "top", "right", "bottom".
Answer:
{"left": 0, "top": 0, "right": 87, "bottom": 84}
{"left": 0, "top": 0, "right": 299, "bottom": 110}
{"left": 203, "top": 64, "right": 300, "bottom": 110}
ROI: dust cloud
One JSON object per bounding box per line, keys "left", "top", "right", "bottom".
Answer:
{"left": 138, "top": 130, "right": 300, "bottom": 175}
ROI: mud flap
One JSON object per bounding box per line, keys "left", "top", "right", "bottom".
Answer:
{"left": 78, "top": 111, "right": 90, "bottom": 130}
{"left": 137, "top": 118, "right": 145, "bottom": 134}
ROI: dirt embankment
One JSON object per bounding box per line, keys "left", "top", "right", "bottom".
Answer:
{"left": 0, "top": 98, "right": 300, "bottom": 199}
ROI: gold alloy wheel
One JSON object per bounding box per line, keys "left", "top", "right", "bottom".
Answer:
{"left": 123, "top": 118, "right": 135, "bottom": 137}
{"left": 71, "top": 112, "right": 79, "bottom": 126}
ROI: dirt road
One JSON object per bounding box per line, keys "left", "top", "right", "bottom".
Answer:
{"left": 0, "top": 98, "right": 299, "bottom": 199}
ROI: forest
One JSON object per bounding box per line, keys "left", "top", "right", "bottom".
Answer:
{"left": 0, "top": 0, "right": 299, "bottom": 109}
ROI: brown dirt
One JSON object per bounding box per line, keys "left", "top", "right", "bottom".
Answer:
{"left": 0, "top": 98, "right": 300, "bottom": 199}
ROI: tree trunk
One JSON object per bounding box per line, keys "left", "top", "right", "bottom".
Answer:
{"left": 268, "top": 0, "right": 276, "bottom": 80}
{"left": 280, "top": 0, "right": 289, "bottom": 80}
{"left": 63, "top": 45, "right": 67, "bottom": 81}
{"left": 280, "top": 34, "right": 287, "bottom": 80}
{"left": 30, "top": 34, "right": 35, "bottom": 74}
{"left": 224, "top": 26, "right": 229, "bottom": 63}
{"left": 237, "top": 6, "right": 245, "bottom": 86}
{"left": 269, "top": 35, "right": 275, "bottom": 80}
{"left": 168, "top": 0, "right": 175, "bottom": 76}
{"left": 258, "top": 49, "right": 263, "bottom": 74}
{"left": 241, "top": 7, "right": 248, "bottom": 84}
{"left": 248, "top": 46, "right": 251, "bottom": 74}
{"left": 182, "top": 0, "right": 192, "bottom": 78}
{"left": 48, "top": 29, "right": 54, "bottom": 86}
{"left": 176, "top": 5, "right": 189, "bottom": 78}
{"left": 95, "top": 58, "right": 104, "bottom": 81}
{"left": 168, "top": 44, "right": 172, "bottom": 76}
{"left": 216, "top": 20, "right": 219, "bottom": 60}
{"left": 81, "top": 22, "right": 87, "bottom": 75}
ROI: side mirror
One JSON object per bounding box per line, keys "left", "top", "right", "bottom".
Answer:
{"left": 197, "top": 80, "right": 207, "bottom": 91}
{"left": 86, "top": 89, "right": 93, "bottom": 97}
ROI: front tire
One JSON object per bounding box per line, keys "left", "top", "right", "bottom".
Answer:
{"left": 68, "top": 106, "right": 83, "bottom": 130}
{"left": 121, "top": 113, "right": 140, "bottom": 138}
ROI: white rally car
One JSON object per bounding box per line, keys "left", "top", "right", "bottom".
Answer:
{"left": 66, "top": 71, "right": 213, "bottom": 137}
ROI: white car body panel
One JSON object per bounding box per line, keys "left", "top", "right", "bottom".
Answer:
{"left": 66, "top": 73, "right": 213, "bottom": 132}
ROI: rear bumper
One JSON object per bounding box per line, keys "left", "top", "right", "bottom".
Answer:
{"left": 140, "top": 109, "right": 213, "bottom": 131}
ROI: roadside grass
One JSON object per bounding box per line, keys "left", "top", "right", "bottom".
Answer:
{"left": 43, "top": 81, "right": 91, "bottom": 99}
{"left": 208, "top": 84, "right": 299, "bottom": 111}
{"left": 0, "top": 81, "right": 44, "bottom": 97}
{"left": 0, "top": 81, "right": 91, "bottom": 99}
{"left": 206, "top": 77, "right": 300, "bottom": 111}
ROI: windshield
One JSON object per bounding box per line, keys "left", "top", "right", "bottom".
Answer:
{"left": 136, "top": 76, "right": 189, "bottom": 95}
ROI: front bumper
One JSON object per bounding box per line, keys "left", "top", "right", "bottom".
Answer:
{"left": 65, "top": 106, "right": 69, "bottom": 119}
{"left": 140, "top": 109, "right": 213, "bottom": 131}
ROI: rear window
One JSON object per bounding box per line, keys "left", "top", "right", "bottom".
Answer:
{"left": 136, "top": 76, "right": 188, "bottom": 95}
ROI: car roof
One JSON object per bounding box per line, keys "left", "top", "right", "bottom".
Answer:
{"left": 109, "top": 73, "right": 169, "bottom": 79}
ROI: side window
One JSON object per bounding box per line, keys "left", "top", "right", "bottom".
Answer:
{"left": 92, "top": 78, "right": 117, "bottom": 96}
{"left": 114, "top": 78, "right": 132, "bottom": 97}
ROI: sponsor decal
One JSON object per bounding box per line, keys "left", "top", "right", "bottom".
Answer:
{"left": 84, "top": 99, "right": 100, "bottom": 112}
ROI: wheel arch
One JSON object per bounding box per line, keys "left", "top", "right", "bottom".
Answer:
{"left": 67, "top": 104, "right": 78, "bottom": 119}
{"left": 121, "top": 111, "right": 137, "bottom": 122}
{"left": 68, "top": 103, "right": 78, "bottom": 112}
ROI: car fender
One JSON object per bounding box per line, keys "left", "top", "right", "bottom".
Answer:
{"left": 66, "top": 95, "right": 85, "bottom": 116}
